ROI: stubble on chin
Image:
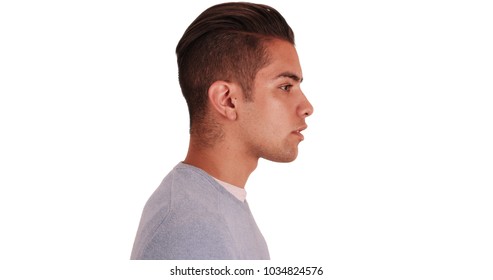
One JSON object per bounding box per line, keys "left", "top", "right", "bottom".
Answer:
{"left": 260, "top": 143, "right": 299, "bottom": 163}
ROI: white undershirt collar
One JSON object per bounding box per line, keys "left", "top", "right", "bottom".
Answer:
{"left": 213, "top": 178, "right": 247, "bottom": 202}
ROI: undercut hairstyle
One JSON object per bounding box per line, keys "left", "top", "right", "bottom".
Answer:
{"left": 176, "top": 2, "right": 295, "bottom": 129}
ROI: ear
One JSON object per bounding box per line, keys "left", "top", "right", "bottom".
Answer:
{"left": 208, "top": 81, "right": 239, "bottom": 121}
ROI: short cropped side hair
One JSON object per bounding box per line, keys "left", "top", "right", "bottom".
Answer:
{"left": 176, "top": 2, "right": 294, "bottom": 126}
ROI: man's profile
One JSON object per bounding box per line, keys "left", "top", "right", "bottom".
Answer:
{"left": 131, "top": 2, "right": 313, "bottom": 260}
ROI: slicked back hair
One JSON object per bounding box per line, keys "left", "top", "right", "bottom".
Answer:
{"left": 176, "top": 2, "right": 295, "bottom": 129}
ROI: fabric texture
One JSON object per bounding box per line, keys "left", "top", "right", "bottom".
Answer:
{"left": 213, "top": 177, "right": 247, "bottom": 202}
{"left": 131, "top": 162, "right": 270, "bottom": 260}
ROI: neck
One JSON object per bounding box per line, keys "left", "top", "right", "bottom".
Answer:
{"left": 183, "top": 136, "right": 258, "bottom": 188}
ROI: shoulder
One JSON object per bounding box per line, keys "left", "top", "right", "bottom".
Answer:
{"left": 139, "top": 163, "right": 222, "bottom": 231}
{"left": 144, "top": 163, "right": 222, "bottom": 215}
{"left": 132, "top": 163, "right": 236, "bottom": 259}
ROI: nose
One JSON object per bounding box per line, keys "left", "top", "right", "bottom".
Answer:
{"left": 298, "top": 93, "right": 314, "bottom": 118}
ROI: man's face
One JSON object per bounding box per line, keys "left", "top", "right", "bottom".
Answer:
{"left": 237, "top": 39, "right": 314, "bottom": 162}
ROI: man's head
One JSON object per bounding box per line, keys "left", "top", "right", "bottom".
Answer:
{"left": 177, "top": 2, "right": 313, "bottom": 162}
{"left": 176, "top": 2, "right": 294, "bottom": 130}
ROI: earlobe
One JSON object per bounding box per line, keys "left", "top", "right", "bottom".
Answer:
{"left": 226, "top": 97, "right": 238, "bottom": 120}
{"left": 208, "top": 81, "right": 238, "bottom": 121}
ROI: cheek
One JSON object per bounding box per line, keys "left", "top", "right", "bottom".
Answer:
{"left": 257, "top": 107, "right": 291, "bottom": 142}
{"left": 241, "top": 92, "right": 291, "bottom": 134}
{"left": 264, "top": 100, "right": 291, "bottom": 124}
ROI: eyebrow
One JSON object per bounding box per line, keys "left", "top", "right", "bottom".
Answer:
{"left": 275, "top": 71, "right": 303, "bottom": 83}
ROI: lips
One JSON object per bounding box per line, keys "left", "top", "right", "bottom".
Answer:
{"left": 292, "top": 125, "right": 308, "bottom": 140}
{"left": 295, "top": 125, "right": 307, "bottom": 133}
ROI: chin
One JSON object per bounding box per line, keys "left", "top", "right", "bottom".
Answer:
{"left": 276, "top": 157, "right": 297, "bottom": 163}
{"left": 263, "top": 149, "right": 298, "bottom": 163}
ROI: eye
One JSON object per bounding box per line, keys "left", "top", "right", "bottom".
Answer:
{"left": 279, "top": 84, "right": 293, "bottom": 92}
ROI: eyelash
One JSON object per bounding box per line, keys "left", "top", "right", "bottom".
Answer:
{"left": 280, "top": 84, "right": 293, "bottom": 92}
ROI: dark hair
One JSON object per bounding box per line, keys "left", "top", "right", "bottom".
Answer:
{"left": 176, "top": 2, "right": 294, "bottom": 127}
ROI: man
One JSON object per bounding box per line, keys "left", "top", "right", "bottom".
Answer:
{"left": 131, "top": 2, "right": 313, "bottom": 260}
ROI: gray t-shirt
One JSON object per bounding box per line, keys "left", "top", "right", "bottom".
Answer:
{"left": 131, "top": 162, "right": 270, "bottom": 260}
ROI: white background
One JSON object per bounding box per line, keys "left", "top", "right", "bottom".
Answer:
{"left": 1, "top": 0, "right": 492, "bottom": 279}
